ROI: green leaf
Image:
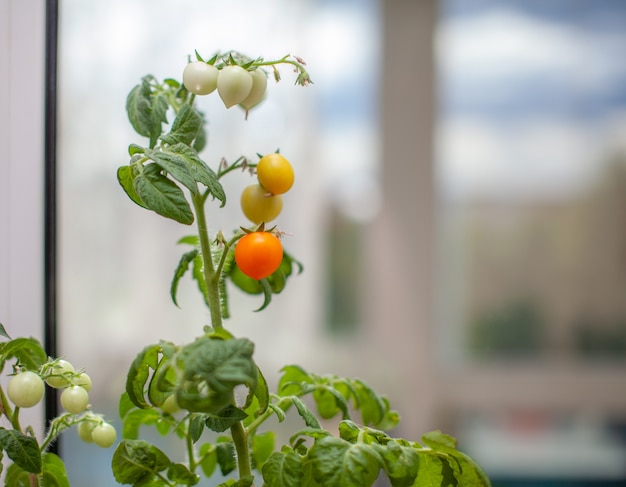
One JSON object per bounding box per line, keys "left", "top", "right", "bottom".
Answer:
{"left": 291, "top": 397, "right": 321, "bottom": 429}
{"left": 307, "top": 436, "right": 381, "bottom": 487}
{"left": 216, "top": 440, "right": 237, "bottom": 476}
{"left": 198, "top": 443, "right": 217, "bottom": 477}
{"left": 0, "top": 337, "right": 47, "bottom": 372}
{"left": 126, "top": 342, "right": 176, "bottom": 409}
{"left": 117, "top": 165, "right": 148, "bottom": 209}
{"left": 205, "top": 405, "right": 248, "bottom": 433}
{"left": 192, "top": 252, "right": 210, "bottom": 307}
{"left": 246, "top": 366, "right": 269, "bottom": 416}
{"left": 252, "top": 431, "right": 275, "bottom": 471}
{"left": 172, "top": 143, "right": 226, "bottom": 205}
{"left": 278, "top": 365, "right": 313, "bottom": 396}
{"left": 415, "top": 432, "right": 492, "bottom": 487}
{"left": 145, "top": 146, "right": 198, "bottom": 195}
{"left": 0, "top": 322, "right": 11, "bottom": 339}
{"left": 374, "top": 442, "right": 419, "bottom": 487}
{"left": 353, "top": 379, "right": 386, "bottom": 427}
{"left": 40, "top": 452, "right": 70, "bottom": 487}
{"left": 0, "top": 429, "right": 41, "bottom": 474}
{"left": 121, "top": 408, "right": 162, "bottom": 440}
{"left": 126, "top": 79, "right": 168, "bottom": 147}
{"left": 170, "top": 249, "right": 198, "bottom": 307}
{"left": 111, "top": 440, "right": 171, "bottom": 485}
{"left": 261, "top": 448, "right": 305, "bottom": 487}
{"left": 4, "top": 463, "right": 30, "bottom": 487}
{"left": 160, "top": 103, "right": 202, "bottom": 147}
{"left": 173, "top": 336, "right": 257, "bottom": 414}
{"left": 255, "top": 279, "right": 273, "bottom": 312}
{"left": 167, "top": 463, "right": 199, "bottom": 485}
{"left": 133, "top": 164, "right": 194, "bottom": 225}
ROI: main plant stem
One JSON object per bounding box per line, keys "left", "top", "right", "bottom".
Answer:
{"left": 192, "top": 192, "right": 253, "bottom": 481}
{"left": 192, "top": 193, "right": 223, "bottom": 331}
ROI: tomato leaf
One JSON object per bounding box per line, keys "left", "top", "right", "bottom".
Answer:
{"left": 416, "top": 431, "right": 492, "bottom": 487}
{"left": 170, "top": 249, "right": 198, "bottom": 307}
{"left": 291, "top": 396, "right": 321, "bottom": 429}
{"left": 175, "top": 336, "right": 257, "bottom": 414}
{"left": 117, "top": 166, "right": 148, "bottom": 209}
{"left": 216, "top": 439, "right": 236, "bottom": 475}
{"left": 145, "top": 146, "right": 198, "bottom": 195}
{"left": 205, "top": 405, "right": 248, "bottom": 433}
{"left": 308, "top": 436, "right": 382, "bottom": 487}
{"left": 40, "top": 452, "right": 70, "bottom": 487}
{"left": 112, "top": 439, "right": 171, "bottom": 485}
{"left": 0, "top": 429, "right": 42, "bottom": 474}
{"left": 251, "top": 431, "right": 275, "bottom": 471}
{"left": 0, "top": 322, "right": 11, "bottom": 340}
{"left": 160, "top": 103, "right": 202, "bottom": 147}
{"left": 126, "top": 78, "right": 168, "bottom": 148}
{"left": 373, "top": 442, "right": 420, "bottom": 487}
{"left": 125, "top": 342, "right": 175, "bottom": 409}
{"left": 167, "top": 463, "right": 199, "bottom": 485}
{"left": 0, "top": 337, "right": 47, "bottom": 372}
{"left": 261, "top": 448, "right": 305, "bottom": 487}
{"left": 199, "top": 442, "right": 218, "bottom": 477}
{"left": 254, "top": 278, "right": 273, "bottom": 312}
{"left": 133, "top": 164, "right": 194, "bottom": 225}
{"left": 4, "top": 463, "right": 30, "bottom": 486}
{"left": 192, "top": 252, "right": 210, "bottom": 308}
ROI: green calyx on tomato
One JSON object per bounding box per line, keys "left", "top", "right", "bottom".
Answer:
{"left": 234, "top": 231, "right": 283, "bottom": 280}
{"left": 256, "top": 153, "right": 294, "bottom": 195}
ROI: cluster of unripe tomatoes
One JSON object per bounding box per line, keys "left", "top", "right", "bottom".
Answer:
{"left": 7, "top": 359, "right": 116, "bottom": 448}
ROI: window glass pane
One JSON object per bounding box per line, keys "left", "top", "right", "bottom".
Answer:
{"left": 437, "top": 0, "right": 626, "bottom": 365}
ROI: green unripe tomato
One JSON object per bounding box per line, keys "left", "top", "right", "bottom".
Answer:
{"left": 91, "top": 422, "right": 117, "bottom": 448}
{"left": 77, "top": 420, "right": 95, "bottom": 443}
{"left": 60, "top": 385, "right": 89, "bottom": 414}
{"left": 8, "top": 371, "right": 45, "bottom": 408}
{"left": 217, "top": 65, "right": 253, "bottom": 108}
{"left": 73, "top": 372, "right": 92, "bottom": 391}
{"left": 183, "top": 61, "right": 219, "bottom": 95}
{"left": 240, "top": 183, "right": 283, "bottom": 224}
{"left": 45, "top": 359, "right": 75, "bottom": 389}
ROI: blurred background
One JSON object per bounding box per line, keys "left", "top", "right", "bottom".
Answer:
{"left": 3, "top": 0, "right": 626, "bottom": 485}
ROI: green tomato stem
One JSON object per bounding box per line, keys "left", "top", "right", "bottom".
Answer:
{"left": 191, "top": 193, "right": 223, "bottom": 331}
{"left": 231, "top": 421, "right": 252, "bottom": 479}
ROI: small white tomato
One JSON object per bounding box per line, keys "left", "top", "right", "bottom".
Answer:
{"left": 183, "top": 61, "right": 219, "bottom": 95}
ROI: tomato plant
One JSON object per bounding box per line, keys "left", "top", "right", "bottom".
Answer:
{"left": 109, "top": 49, "right": 490, "bottom": 487}
{"left": 256, "top": 152, "right": 295, "bottom": 195}
{"left": 240, "top": 183, "right": 283, "bottom": 224}
{"left": 0, "top": 323, "right": 116, "bottom": 485}
{"left": 0, "top": 48, "right": 488, "bottom": 486}
{"left": 235, "top": 231, "right": 284, "bottom": 280}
